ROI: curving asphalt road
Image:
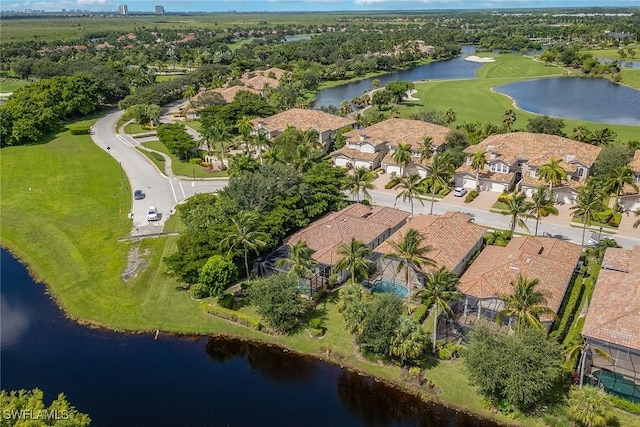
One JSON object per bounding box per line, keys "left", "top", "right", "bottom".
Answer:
{"left": 91, "top": 109, "right": 639, "bottom": 248}
{"left": 91, "top": 110, "right": 228, "bottom": 235}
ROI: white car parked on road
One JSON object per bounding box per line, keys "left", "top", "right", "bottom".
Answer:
{"left": 146, "top": 207, "right": 159, "bottom": 221}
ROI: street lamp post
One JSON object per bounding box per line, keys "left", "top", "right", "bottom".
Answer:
{"left": 598, "top": 226, "right": 603, "bottom": 242}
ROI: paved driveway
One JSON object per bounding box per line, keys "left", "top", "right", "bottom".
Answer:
{"left": 91, "top": 110, "right": 228, "bottom": 235}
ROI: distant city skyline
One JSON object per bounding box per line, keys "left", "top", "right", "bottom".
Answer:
{"left": 3, "top": 0, "right": 640, "bottom": 13}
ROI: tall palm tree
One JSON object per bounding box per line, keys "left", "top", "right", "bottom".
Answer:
{"left": 302, "top": 128, "right": 321, "bottom": 150}
{"left": 443, "top": 108, "right": 456, "bottom": 127}
{"left": 254, "top": 129, "right": 270, "bottom": 165}
{"left": 528, "top": 186, "right": 559, "bottom": 236}
{"left": 424, "top": 152, "right": 455, "bottom": 215}
{"left": 496, "top": 274, "right": 555, "bottom": 333}
{"left": 392, "top": 142, "right": 412, "bottom": 174}
{"left": 337, "top": 283, "right": 372, "bottom": 336}
{"left": 418, "top": 136, "right": 434, "bottom": 164}
{"left": 572, "top": 124, "right": 591, "bottom": 143}
{"left": 385, "top": 228, "right": 436, "bottom": 314}
{"left": 236, "top": 115, "right": 253, "bottom": 153}
{"left": 276, "top": 241, "right": 317, "bottom": 281}
{"left": 415, "top": 267, "right": 461, "bottom": 353}
{"left": 564, "top": 337, "right": 614, "bottom": 387}
{"left": 605, "top": 165, "right": 638, "bottom": 211}
{"left": 570, "top": 186, "right": 605, "bottom": 246}
{"left": 502, "top": 109, "right": 516, "bottom": 132}
{"left": 335, "top": 238, "right": 373, "bottom": 284}
{"left": 263, "top": 146, "right": 285, "bottom": 165}
{"left": 345, "top": 166, "right": 376, "bottom": 202}
{"left": 500, "top": 191, "right": 534, "bottom": 235}
{"left": 228, "top": 153, "right": 259, "bottom": 177}
{"left": 588, "top": 127, "right": 616, "bottom": 146}
{"left": 211, "top": 121, "right": 232, "bottom": 164}
{"left": 539, "top": 158, "right": 568, "bottom": 190}
{"left": 220, "top": 211, "right": 269, "bottom": 279}
{"left": 390, "top": 317, "right": 428, "bottom": 365}
{"left": 471, "top": 150, "right": 487, "bottom": 191}
{"left": 395, "top": 173, "right": 425, "bottom": 217}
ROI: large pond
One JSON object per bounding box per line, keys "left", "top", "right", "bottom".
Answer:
{"left": 313, "top": 45, "right": 480, "bottom": 108}
{"left": 0, "top": 249, "right": 498, "bottom": 427}
{"left": 495, "top": 78, "right": 640, "bottom": 126}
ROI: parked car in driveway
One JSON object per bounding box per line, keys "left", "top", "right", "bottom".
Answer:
{"left": 147, "top": 206, "right": 159, "bottom": 221}
{"left": 453, "top": 187, "right": 468, "bottom": 197}
{"left": 134, "top": 190, "right": 145, "bottom": 200}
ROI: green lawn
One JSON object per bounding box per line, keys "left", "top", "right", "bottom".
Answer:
{"left": 621, "top": 69, "right": 640, "bottom": 89}
{"left": 0, "top": 78, "right": 30, "bottom": 92}
{"left": 588, "top": 48, "right": 638, "bottom": 61}
{"left": 399, "top": 54, "right": 640, "bottom": 143}
{"left": 142, "top": 140, "right": 228, "bottom": 178}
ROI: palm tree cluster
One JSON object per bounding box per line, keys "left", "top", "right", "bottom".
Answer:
{"left": 497, "top": 274, "right": 555, "bottom": 333}
{"left": 572, "top": 125, "right": 618, "bottom": 146}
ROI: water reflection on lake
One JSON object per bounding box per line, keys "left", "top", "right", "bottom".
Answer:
{"left": 1, "top": 249, "right": 498, "bottom": 427}
{"left": 495, "top": 77, "right": 640, "bottom": 125}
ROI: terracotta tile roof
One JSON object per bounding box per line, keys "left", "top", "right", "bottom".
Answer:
{"left": 375, "top": 212, "right": 487, "bottom": 273}
{"left": 583, "top": 246, "right": 640, "bottom": 352}
{"left": 206, "top": 86, "right": 261, "bottom": 103}
{"left": 244, "top": 75, "right": 280, "bottom": 91}
{"left": 250, "top": 108, "right": 355, "bottom": 135}
{"left": 380, "top": 152, "right": 432, "bottom": 169}
{"left": 284, "top": 204, "right": 409, "bottom": 266}
{"left": 629, "top": 150, "right": 640, "bottom": 173}
{"left": 343, "top": 119, "right": 450, "bottom": 149}
{"left": 331, "top": 148, "right": 382, "bottom": 162}
{"left": 463, "top": 132, "right": 601, "bottom": 169}
{"left": 458, "top": 237, "right": 583, "bottom": 318}
{"left": 519, "top": 174, "right": 582, "bottom": 190}
{"left": 456, "top": 163, "right": 515, "bottom": 183}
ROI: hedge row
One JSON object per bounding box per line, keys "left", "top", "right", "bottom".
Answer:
{"left": 550, "top": 275, "right": 584, "bottom": 342}
{"left": 69, "top": 126, "right": 90, "bottom": 135}
{"left": 608, "top": 394, "right": 640, "bottom": 415}
{"left": 200, "top": 301, "right": 262, "bottom": 330}
{"left": 464, "top": 190, "right": 479, "bottom": 203}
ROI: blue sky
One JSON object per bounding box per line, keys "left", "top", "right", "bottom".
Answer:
{"left": 3, "top": 0, "right": 639, "bottom": 13}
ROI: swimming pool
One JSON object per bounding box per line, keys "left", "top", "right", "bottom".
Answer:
{"left": 369, "top": 277, "right": 408, "bottom": 298}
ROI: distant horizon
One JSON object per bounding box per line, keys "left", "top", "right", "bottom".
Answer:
{"left": 3, "top": 1, "right": 640, "bottom": 13}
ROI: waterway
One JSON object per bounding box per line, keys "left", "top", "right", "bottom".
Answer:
{"left": 495, "top": 78, "right": 640, "bottom": 126}
{"left": 313, "top": 46, "right": 480, "bottom": 108}
{"left": 0, "top": 248, "right": 498, "bottom": 427}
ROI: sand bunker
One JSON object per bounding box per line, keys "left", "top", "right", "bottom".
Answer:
{"left": 464, "top": 55, "right": 495, "bottom": 63}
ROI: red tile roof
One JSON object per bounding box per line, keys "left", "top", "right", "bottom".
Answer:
{"left": 458, "top": 237, "right": 583, "bottom": 318}
{"left": 250, "top": 108, "right": 355, "bottom": 135}
{"left": 376, "top": 212, "right": 487, "bottom": 273}
{"left": 284, "top": 204, "right": 409, "bottom": 266}
{"left": 583, "top": 246, "right": 640, "bottom": 351}
{"left": 342, "top": 118, "right": 449, "bottom": 149}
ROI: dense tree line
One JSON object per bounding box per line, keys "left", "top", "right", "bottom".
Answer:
{"left": 0, "top": 75, "right": 116, "bottom": 146}
{"left": 164, "top": 161, "right": 347, "bottom": 284}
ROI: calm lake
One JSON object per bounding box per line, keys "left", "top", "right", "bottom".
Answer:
{"left": 495, "top": 78, "right": 640, "bottom": 126}
{"left": 315, "top": 49, "right": 640, "bottom": 126}
{"left": 313, "top": 46, "right": 480, "bottom": 108}
{"left": 0, "top": 249, "right": 498, "bottom": 427}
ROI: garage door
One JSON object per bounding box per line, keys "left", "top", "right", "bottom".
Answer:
{"left": 621, "top": 196, "right": 640, "bottom": 212}
{"left": 334, "top": 157, "right": 351, "bottom": 168}
{"left": 385, "top": 165, "right": 402, "bottom": 176}
{"left": 354, "top": 160, "right": 373, "bottom": 170}
{"left": 489, "top": 181, "right": 507, "bottom": 192}
{"left": 462, "top": 177, "right": 477, "bottom": 189}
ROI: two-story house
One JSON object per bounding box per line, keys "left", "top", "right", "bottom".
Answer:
{"left": 331, "top": 119, "right": 449, "bottom": 175}
{"left": 455, "top": 133, "right": 601, "bottom": 204}
{"left": 620, "top": 150, "right": 640, "bottom": 212}
{"left": 250, "top": 108, "right": 356, "bottom": 154}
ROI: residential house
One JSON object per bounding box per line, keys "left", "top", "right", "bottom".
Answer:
{"left": 256, "top": 204, "right": 409, "bottom": 292}
{"left": 250, "top": 108, "right": 356, "bottom": 153}
{"left": 195, "top": 67, "right": 286, "bottom": 105}
{"left": 455, "top": 133, "right": 601, "bottom": 204}
{"left": 373, "top": 212, "right": 487, "bottom": 291}
{"left": 457, "top": 236, "right": 583, "bottom": 330}
{"left": 620, "top": 150, "right": 640, "bottom": 212}
{"left": 331, "top": 119, "right": 449, "bottom": 175}
{"left": 582, "top": 246, "right": 640, "bottom": 399}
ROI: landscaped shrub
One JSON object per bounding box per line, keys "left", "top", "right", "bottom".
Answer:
{"left": 189, "top": 158, "right": 202, "bottom": 165}
{"left": 217, "top": 293, "right": 234, "bottom": 309}
{"left": 411, "top": 304, "right": 428, "bottom": 324}
{"left": 608, "top": 212, "right": 621, "bottom": 227}
{"left": 69, "top": 125, "right": 90, "bottom": 135}
{"left": 200, "top": 301, "right": 262, "bottom": 330}
{"left": 464, "top": 190, "right": 479, "bottom": 203}
{"left": 385, "top": 180, "right": 399, "bottom": 189}
{"left": 608, "top": 394, "right": 640, "bottom": 415}
{"left": 150, "top": 151, "right": 165, "bottom": 162}
{"left": 190, "top": 284, "right": 209, "bottom": 299}
{"left": 438, "top": 346, "right": 453, "bottom": 360}
{"left": 308, "top": 317, "right": 325, "bottom": 336}
{"left": 550, "top": 275, "right": 584, "bottom": 342}
{"left": 438, "top": 342, "right": 462, "bottom": 360}
{"left": 498, "top": 192, "right": 510, "bottom": 203}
